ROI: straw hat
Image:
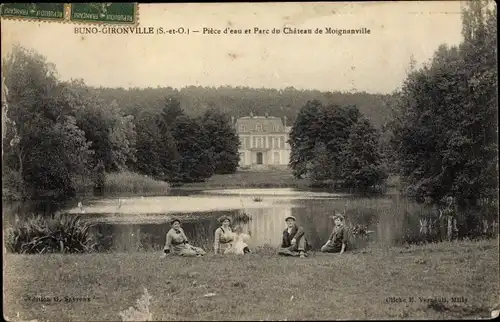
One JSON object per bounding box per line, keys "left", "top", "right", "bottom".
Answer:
{"left": 218, "top": 215, "right": 232, "bottom": 224}
{"left": 285, "top": 215, "right": 296, "bottom": 222}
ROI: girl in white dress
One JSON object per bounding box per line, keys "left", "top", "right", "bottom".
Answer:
{"left": 225, "top": 225, "right": 251, "bottom": 255}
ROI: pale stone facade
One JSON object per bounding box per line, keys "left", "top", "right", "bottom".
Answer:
{"left": 233, "top": 114, "right": 291, "bottom": 169}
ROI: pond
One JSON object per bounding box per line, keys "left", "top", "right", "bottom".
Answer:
{"left": 61, "top": 188, "right": 441, "bottom": 253}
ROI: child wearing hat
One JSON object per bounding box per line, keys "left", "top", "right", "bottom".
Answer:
{"left": 278, "top": 215, "right": 309, "bottom": 258}
{"left": 224, "top": 225, "right": 251, "bottom": 255}
{"left": 214, "top": 215, "right": 235, "bottom": 254}
{"left": 321, "top": 213, "right": 348, "bottom": 254}
{"left": 162, "top": 218, "right": 206, "bottom": 257}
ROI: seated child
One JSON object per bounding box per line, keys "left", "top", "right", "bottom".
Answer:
{"left": 224, "top": 226, "right": 251, "bottom": 255}
{"left": 321, "top": 213, "right": 348, "bottom": 254}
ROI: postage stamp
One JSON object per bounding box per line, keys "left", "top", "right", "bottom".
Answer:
{"left": 1, "top": 2, "right": 498, "bottom": 321}
{"left": 0, "top": 3, "right": 66, "bottom": 21}
{"left": 70, "top": 3, "right": 138, "bottom": 25}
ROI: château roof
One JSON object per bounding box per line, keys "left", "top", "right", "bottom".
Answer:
{"left": 235, "top": 115, "right": 288, "bottom": 133}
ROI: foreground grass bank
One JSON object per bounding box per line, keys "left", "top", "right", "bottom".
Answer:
{"left": 4, "top": 239, "right": 499, "bottom": 321}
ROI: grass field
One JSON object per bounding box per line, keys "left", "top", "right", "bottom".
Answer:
{"left": 4, "top": 239, "right": 499, "bottom": 321}
{"left": 183, "top": 169, "right": 307, "bottom": 189}
{"left": 182, "top": 169, "right": 401, "bottom": 191}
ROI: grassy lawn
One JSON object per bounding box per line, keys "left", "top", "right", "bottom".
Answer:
{"left": 181, "top": 169, "right": 401, "bottom": 191}
{"left": 182, "top": 169, "right": 308, "bottom": 189}
{"left": 3, "top": 239, "right": 499, "bottom": 321}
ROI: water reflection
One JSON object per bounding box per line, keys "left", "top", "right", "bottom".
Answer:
{"left": 63, "top": 188, "right": 497, "bottom": 253}
{"left": 88, "top": 195, "right": 382, "bottom": 252}
{"left": 242, "top": 207, "right": 294, "bottom": 247}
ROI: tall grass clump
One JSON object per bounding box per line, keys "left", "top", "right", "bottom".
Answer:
{"left": 103, "top": 171, "right": 170, "bottom": 196}
{"left": 4, "top": 213, "right": 97, "bottom": 254}
{"left": 119, "top": 287, "right": 153, "bottom": 321}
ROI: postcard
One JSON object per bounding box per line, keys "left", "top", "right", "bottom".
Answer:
{"left": 2, "top": 2, "right": 498, "bottom": 321}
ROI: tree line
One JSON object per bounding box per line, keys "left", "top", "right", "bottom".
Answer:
{"left": 2, "top": 47, "right": 240, "bottom": 203}
{"left": 389, "top": 0, "right": 497, "bottom": 210}
{"left": 92, "top": 84, "right": 393, "bottom": 129}
{"left": 2, "top": 1, "right": 496, "bottom": 217}
{"left": 286, "top": 1, "right": 498, "bottom": 207}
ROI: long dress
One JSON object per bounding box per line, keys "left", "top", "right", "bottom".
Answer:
{"left": 224, "top": 232, "right": 250, "bottom": 255}
{"left": 321, "top": 225, "right": 348, "bottom": 253}
{"left": 214, "top": 226, "right": 234, "bottom": 254}
{"left": 164, "top": 228, "right": 206, "bottom": 257}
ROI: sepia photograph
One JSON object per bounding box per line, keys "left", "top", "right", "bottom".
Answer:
{"left": 2, "top": 1, "right": 498, "bottom": 321}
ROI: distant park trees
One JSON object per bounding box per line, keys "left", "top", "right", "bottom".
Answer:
{"left": 289, "top": 100, "right": 387, "bottom": 190}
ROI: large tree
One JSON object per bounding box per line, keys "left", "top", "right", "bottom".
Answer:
{"left": 390, "top": 0, "right": 497, "bottom": 206}
{"left": 198, "top": 108, "right": 240, "bottom": 174}
{"left": 2, "top": 46, "right": 93, "bottom": 202}
{"left": 288, "top": 99, "right": 323, "bottom": 178}
{"left": 134, "top": 110, "right": 179, "bottom": 181}
{"left": 340, "top": 118, "right": 387, "bottom": 189}
{"left": 289, "top": 100, "right": 362, "bottom": 180}
{"left": 172, "top": 115, "right": 215, "bottom": 182}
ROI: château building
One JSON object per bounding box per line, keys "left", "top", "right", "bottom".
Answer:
{"left": 233, "top": 113, "right": 291, "bottom": 169}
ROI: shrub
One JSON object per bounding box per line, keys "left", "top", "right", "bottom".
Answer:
{"left": 233, "top": 211, "right": 252, "bottom": 224}
{"left": 119, "top": 287, "right": 153, "bottom": 321}
{"left": 4, "top": 213, "right": 97, "bottom": 254}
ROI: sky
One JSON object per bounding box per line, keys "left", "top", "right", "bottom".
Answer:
{"left": 1, "top": 2, "right": 465, "bottom": 94}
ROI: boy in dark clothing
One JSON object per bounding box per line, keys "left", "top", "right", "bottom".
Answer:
{"left": 321, "top": 214, "right": 348, "bottom": 254}
{"left": 278, "top": 215, "right": 308, "bottom": 258}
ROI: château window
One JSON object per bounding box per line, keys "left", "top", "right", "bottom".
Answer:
{"left": 257, "top": 137, "right": 264, "bottom": 148}
{"left": 256, "top": 123, "right": 263, "bottom": 131}
{"left": 274, "top": 125, "right": 280, "bottom": 132}
{"left": 239, "top": 124, "right": 246, "bottom": 132}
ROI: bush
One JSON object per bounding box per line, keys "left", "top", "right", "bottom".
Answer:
{"left": 4, "top": 213, "right": 97, "bottom": 254}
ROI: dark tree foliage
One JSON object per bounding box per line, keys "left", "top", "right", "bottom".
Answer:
{"left": 288, "top": 100, "right": 323, "bottom": 178}
{"left": 2, "top": 46, "right": 93, "bottom": 202}
{"left": 198, "top": 108, "right": 240, "bottom": 174}
{"left": 133, "top": 110, "right": 179, "bottom": 181}
{"left": 289, "top": 100, "right": 385, "bottom": 189}
{"left": 340, "top": 118, "right": 388, "bottom": 189}
{"left": 171, "top": 115, "right": 215, "bottom": 183}
{"left": 390, "top": 0, "right": 497, "bottom": 207}
{"left": 160, "top": 96, "right": 184, "bottom": 128}
{"left": 93, "top": 86, "right": 394, "bottom": 129}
